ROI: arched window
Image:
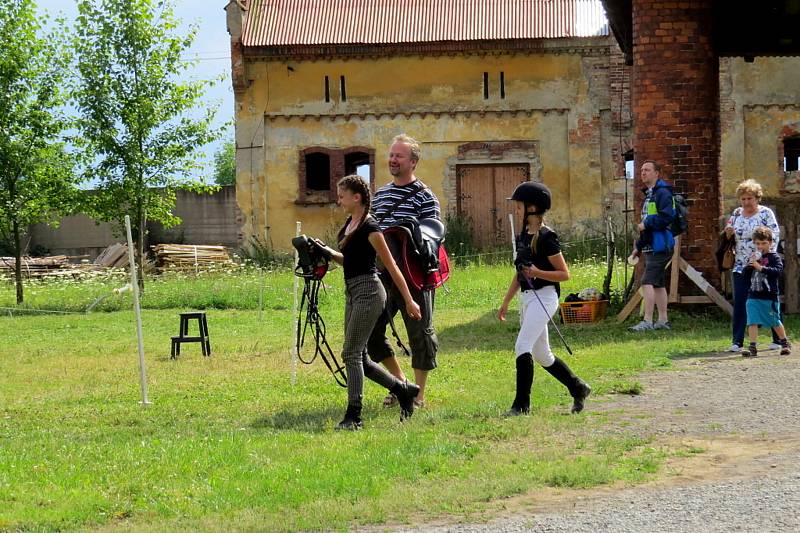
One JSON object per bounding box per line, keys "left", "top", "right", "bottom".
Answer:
{"left": 298, "top": 147, "right": 336, "bottom": 204}
{"left": 343, "top": 147, "right": 375, "bottom": 189}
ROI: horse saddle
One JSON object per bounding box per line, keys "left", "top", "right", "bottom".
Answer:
{"left": 384, "top": 217, "right": 450, "bottom": 291}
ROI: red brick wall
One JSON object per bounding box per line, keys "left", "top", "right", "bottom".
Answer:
{"left": 609, "top": 47, "right": 633, "bottom": 178}
{"left": 632, "top": 0, "right": 721, "bottom": 284}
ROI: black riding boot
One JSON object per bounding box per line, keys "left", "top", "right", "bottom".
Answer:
{"left": 390, "top": 380, "right": 420, "bottom": 421}
{"left": 507, "top": 353, "right": 534, "bottom": 416}
{"left": 335, "top": 404, "right": 363, "bottom": 430}
{"left": 543, "top": 356, "right": 591, "bottom": 414}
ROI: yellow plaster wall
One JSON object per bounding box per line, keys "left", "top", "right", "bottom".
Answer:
{"left": 236, "top": 50, "right": 612, "bottom": 250}
{"left": 742, "top": 107, "right": 797, "bottom": 189}
{"left": 262, "top": 112, "right": 579, "bottom": 248}
{"left": 253, "top": 54, "right": 583, "bottom": 114}
{"left": 720, "top": 57, "right": 800, "bottom": 213}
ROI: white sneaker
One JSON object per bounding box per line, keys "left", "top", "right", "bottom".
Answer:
{"left": 728, "top": 343, "right": 742, "bottom": 352}
{"left": 766, "top": 342, "right": 782, "bottom": 350}
{"left": 629, "top": 320, "right": 655, "bottom": 332}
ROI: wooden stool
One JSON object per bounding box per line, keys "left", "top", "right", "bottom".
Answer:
{"left": 171, "top": 312, "right": 211, "bottom": 358}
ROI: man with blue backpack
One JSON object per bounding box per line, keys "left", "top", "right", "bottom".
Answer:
{"left": 629, "top": 160, "right": 677, "bottom": 332}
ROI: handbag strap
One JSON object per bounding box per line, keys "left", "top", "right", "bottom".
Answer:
{"left": 375, "top": 181, "right": 428, "bottom": 224}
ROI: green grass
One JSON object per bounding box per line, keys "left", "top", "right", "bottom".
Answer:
{"left": 0, "top": 263, "right": 795, "bottom": 531}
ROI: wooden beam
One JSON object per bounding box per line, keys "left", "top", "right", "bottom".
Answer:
{"left": 678, "top": 257, "right": 733, "bottom": 316}
{"left": 679, "top": 295, "right": 713, "bottom": 304}
{"left": 616, "top": 287, "right": 643, "bottom": 322}
{"left": 668, "top": 236, "right": 681, "bottom": 303}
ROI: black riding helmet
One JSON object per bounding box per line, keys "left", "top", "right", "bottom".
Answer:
{"left": 508, "top": 181, "right": 552, "bottom": 214}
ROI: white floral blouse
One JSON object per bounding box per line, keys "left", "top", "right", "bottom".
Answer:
{"left": 725, "top": 205, "right": 780, "bottom": 274}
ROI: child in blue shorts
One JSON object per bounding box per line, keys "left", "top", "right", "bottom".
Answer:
{"left": 744, "top": 225, "right": 791, "bottom": 357}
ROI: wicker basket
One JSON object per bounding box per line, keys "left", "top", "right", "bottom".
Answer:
{"left": 559, "top": 300, "right": 608, "bottom": 324}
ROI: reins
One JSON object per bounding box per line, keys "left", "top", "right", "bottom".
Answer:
{"left": 295, "top": 274, "right": 347, "bottom": 387}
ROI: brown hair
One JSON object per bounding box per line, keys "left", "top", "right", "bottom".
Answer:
{"left": 752, "top": 225, "right": 773, "bottom": 242}
{"left": 392, "top": 133, "right": 421, "bottom": 162}
{"left": 337, "top": 174, "right": 371, "bottom": 249}
{"left": 642, "top": 159, "right": 661, "bottom": 173}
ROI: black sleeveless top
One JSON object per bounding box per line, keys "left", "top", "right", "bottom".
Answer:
{"left": 337, "top": 215, "right": 381, "bottom": 279}
{"left": 513, "top": 226, "right": 562, "bottom": 295}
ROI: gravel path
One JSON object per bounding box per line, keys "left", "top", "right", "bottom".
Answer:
{"left": 384, "top": 351, "right": 800, "bottom": 532}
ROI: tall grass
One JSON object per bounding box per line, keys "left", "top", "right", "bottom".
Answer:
{"left": 0, "top": 268, "right": 297, "bottom": 314}
{"left": 236, "top": 235, "right": 294, "bottom": 268}
{"left": 0, "top": 257, "right": 631, "bottom": 316}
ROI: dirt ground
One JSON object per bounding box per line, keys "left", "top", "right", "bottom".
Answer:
{"left": 368, "top": 349, "right": 800, "bottom": 531}
{"left": 513, "top": 349, "right": 800, "bottom": 512}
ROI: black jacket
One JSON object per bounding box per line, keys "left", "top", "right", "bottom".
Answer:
{"left": 743, "top": 252, "right": 783, "bottom": 300}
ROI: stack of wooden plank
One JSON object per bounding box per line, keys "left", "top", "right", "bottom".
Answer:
{"left": 0, "top": 255, "right": 74, "bottom": 278}
{"left": 94, "top": 243, "right": 129, "bottom": 268}
{"left": 152, "top": 244, "right": 233, "bottom": 272}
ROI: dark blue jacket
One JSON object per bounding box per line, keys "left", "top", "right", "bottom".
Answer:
{"left": 743, "top": 252, "right": 783, "bottom": 300}
{"left": 636, "top": 179, "right": 675, "bottom": 254}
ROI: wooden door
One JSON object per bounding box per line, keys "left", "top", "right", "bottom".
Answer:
{"left": 456, "top": 164, "right": 530, "bottom": 248}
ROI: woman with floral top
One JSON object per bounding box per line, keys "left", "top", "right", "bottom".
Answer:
{"left": 723, "top": 179, "right": 781, "bottom": 353}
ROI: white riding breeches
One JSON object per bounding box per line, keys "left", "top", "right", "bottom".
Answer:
{"left": 515, "top": 285, "right": 558, "bottom": 366}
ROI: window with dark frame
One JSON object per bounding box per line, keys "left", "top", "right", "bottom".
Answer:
{"left": 624, "top": 149, "right": 635, "bottom": 180}
{"left": 298, "top": 147, "right": 375, "bottom": 204}
{"left": 784, "top": 137, "right": 800, "bottom": 172}
{"left": 500, "top": 71, "right": 505, "bottom": 99}
{"left": 340, "top": 75, "right": 347, "bottom": 102}
{"left": 324, "top": 76, "right": 330, "bottom": 103}
{"left": 345, "top": 151, "right": 371, "bottom": 184}
{"left": 483, "top": 72, "right": 489, "bottom": 99}
{"left": 305, "top": 152, "right": 331, "bottom": 191}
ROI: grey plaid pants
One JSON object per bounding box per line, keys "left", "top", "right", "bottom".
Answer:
{"left": 343, "top": 274, "right": 399, "bottom": 407}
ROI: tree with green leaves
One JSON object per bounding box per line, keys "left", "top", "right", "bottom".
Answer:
{"left": 72, "top": 0, "right": 222, "bottom": 289}
{"left": 213, "top": 139, "right": 236, "bottom": 186}
{"left": 0, "top": 0, "right": 77, "bottom": 305}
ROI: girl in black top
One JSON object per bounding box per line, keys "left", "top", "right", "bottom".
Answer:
{"left": 314, "top": 175, "right": 422, "bottom": 430}
{"left": 497, "top": 182, "right": 591, "bottom": 415}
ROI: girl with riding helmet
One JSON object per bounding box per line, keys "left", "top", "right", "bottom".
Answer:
{"left": 313, "top": 175, "right": 422, "bottom": 430}
{"left": 497, "top": 181, "right": 592, "bottom": 415}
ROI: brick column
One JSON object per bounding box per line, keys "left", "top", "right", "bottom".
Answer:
{"left": 632, "top": 0, "right": 720, "bottom": 284}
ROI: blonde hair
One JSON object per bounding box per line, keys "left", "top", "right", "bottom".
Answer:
{"left": 392, "top": 133, "right": 421, "bottom": 162}
{"left": 736, "top": 179, "right": 763, "bottom": 200}
{"left": 524, "top": 214, "right": 546, "bottom": 255}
